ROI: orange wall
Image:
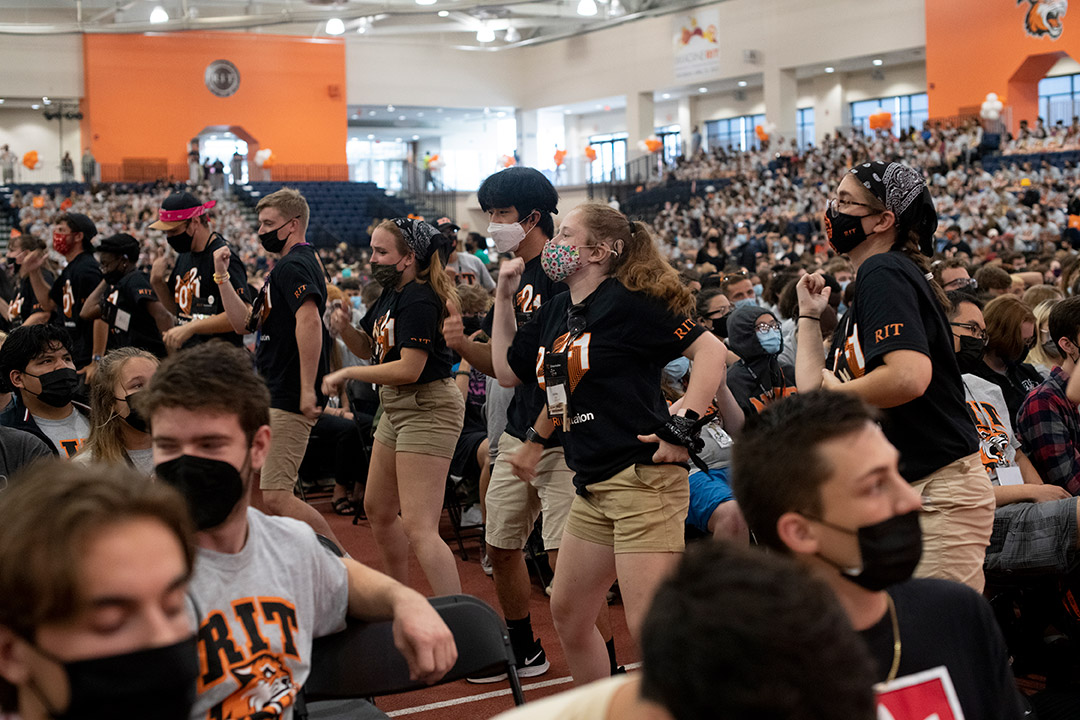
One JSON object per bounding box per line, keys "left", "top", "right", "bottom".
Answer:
{"left": 83, "top": 32, "right": 345, "bottom": 165}
{"left": 926, "top": 0, "right": 1080, "bottom": 129}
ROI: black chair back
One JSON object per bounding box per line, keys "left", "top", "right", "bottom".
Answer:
{"left": 305, "top": 594, "right": 525, "bottom": 707}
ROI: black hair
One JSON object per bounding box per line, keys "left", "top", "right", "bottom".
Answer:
{"left": 1049, "top": 295, "right": 1080, "bottom": 347}
{"left": 945, "top": 289, "right": 983, "bottom": 320}
{"left": 477, "top": 166, "right": 559, "bottom": 239}
{"left": 0, "top": 324, "right": 74, "bottom": 393}
{"left": 731, "top": 391, "right": 879, "bottom": 551}
{"left": 640, "top": 541, "right": 877, "bottom": 720}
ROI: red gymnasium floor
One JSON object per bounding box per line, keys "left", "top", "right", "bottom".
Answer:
{"left": 257, "top": 489, "right": 639, "bottom": 719}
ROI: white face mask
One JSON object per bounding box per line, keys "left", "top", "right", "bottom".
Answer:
{"left": 487, "top": 210, "right": 534, "bottom": 254}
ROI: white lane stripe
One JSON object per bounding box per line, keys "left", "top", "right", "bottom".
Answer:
{"left": 385, "top": 663, "right": 642, "bottom": 717}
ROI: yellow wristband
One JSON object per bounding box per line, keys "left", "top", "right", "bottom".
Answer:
{"left": 213, "top": 272, "right": 230, "bottom": 285}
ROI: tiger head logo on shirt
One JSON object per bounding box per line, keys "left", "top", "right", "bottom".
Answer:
{"left": 372, "top": 310, "right": 395, "bottom": 363}
{"left": 174, "top": 268, "right": 201, "bottom": 318}
{"left": 215, "top": 652, "right": 296, "bottom": 719}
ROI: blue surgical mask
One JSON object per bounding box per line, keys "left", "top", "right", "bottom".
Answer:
{"left": 350, "top": 296, "right": 362, "bottom": 310}
{"left": 753, "top": 283, "right": 763, "bottom": 297}
{"left": 839, "top": 280, "right": 850, "bottom": 292}
{"left": 663, "top": 356, "right": 690, "bottom": 385}
{"left": 734, "top": 298, "right": 756, "bottom": 309}
{"left": 757, "top": 328, "right": 783, "bottom": 355}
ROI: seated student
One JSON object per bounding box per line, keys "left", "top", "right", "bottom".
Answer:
{"left": 0, "top": 426, "right": 50, "bottom": 488}
{"left": 0, "top": 461, "right": 198, "bottom": 719}
{"left": 724, "top": 303, "right": 796, "bottom": 416}
{"left": 947, "top": 291, "right": 1080, "bottom": 575}
{"left": 136, "top": 342, "right": 456, "bottom": 719}
{"left": 732, "top": 391, "right": 1025, "bottom": 720}
{"left": 0, "top": 325, "right": 90, "bottom": 458}
{"left": 491, "top": 542, "right": 877, "bottom": 720}
{"left": 75, "top": 347, "right": 158, "bottom": 475}
{"left": 1019, "top": 296, "right": 1080, "bottom": 494}
{"left": 967, "top": 295, "right": 1042, "bottom": 427}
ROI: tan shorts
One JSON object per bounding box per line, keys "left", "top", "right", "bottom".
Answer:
{"left": 374, "top": 377, "right": 464, "bottom": 459}
{"left": 911, "top": 452, "right": 996, "bottom": 593}
{"left": 564, "top": 463, "right": 689, "bottom": 554}
{"left": 485, "top": 433, "right": 576, "bottom": 551}
{"left": 260, "top": 408, "right": 316, "bottom": 491}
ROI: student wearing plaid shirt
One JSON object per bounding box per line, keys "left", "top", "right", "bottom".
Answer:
{"left": 1017, "top": 297, "right": 1080, "bottom": 495}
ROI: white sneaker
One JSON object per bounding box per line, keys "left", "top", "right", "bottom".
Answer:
{"left": 461, "top": 504, "right": 483, "bottom": 527}
{"left": 481, "top": 553, "right": 494, "bottom": 577}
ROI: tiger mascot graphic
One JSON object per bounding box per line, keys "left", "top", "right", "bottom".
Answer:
{"left": 1021, "top": 0, "right": 1068, "bottom": 39}
{"left": 214, "top": 652, "right": 297, "bottom": 719}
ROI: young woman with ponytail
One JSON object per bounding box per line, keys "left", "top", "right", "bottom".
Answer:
{"left": 795, "top": 161, "right": 992, "bottom": 593}
{"left": 492, "top": 203, "right": 726, "bottom": 684}
{"left": 323, "top": 218, "right": 463, "bottom": 596}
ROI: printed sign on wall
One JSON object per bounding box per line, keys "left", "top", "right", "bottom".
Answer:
{"left": 673, "top": 9, "right": 720, "bottom": 80}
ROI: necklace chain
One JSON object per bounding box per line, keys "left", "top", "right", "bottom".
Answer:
{"left": 885, "top": 592, "right": 902, "bottom": 683}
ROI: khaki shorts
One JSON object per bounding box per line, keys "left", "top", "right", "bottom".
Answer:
{"left": 485, "top": 433, "right": 576, "bottom": 551}
{"left": 564, "top": 463, "right": 689, "bottom": 554}
{"left": 261, "top": 408, "right": 316, "bottom": 491}
{"left": 374, "top": 377, "right": 464, "bottom": 459}
{"left": 911, "top": 452, "right": 995, "bottom": 593}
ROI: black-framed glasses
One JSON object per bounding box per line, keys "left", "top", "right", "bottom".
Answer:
{"left": 567, "top": 303, "right": 587, "bottom": 337}
{"left": 950, "top": 322, "right": 986, "bottom": 340}
{"left": 706, "top": 308, "right": 732, "bottom": 321}
{"left": 943, "top": 277, "right": 977, "bottom": 291}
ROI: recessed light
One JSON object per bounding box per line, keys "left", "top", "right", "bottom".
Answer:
{"left": 412, "top": 135, "right": 420, "bottom": 140}
{"left": 0, "top": 99, "right": 5, "bottom": 104}
{"left": 698, "top": 87, "right": 707, "bottom": 93}
{"left": 824, "top": 66, "right": 835, "bottom": 73}
{"left": 395, "top": 137, "right": 402, "bottom": 142}
{"left": 387, "top": 104, "right": 395, "bottom": 112}
{"left": 398, "top": 115, "right": 406, "bottom": 120}
{"left": 662, "top": 93, "right": 671, "bottom": 99}
{"left": 476, "top": 26, "right": 495, "bottom": 42}
{"left": 737, "top": 81, "right": 747, "bottom": 87}
{"left": 872, "top": 58, "right": 883, "bottom": 66}
{"left": 149, "top": 6, "right": 168, "bottom": 23}
{"left": 367, "top": 134, "right": 375, "bottom": 140}
{"left": 368, "top": 110, "right": 376, "bottom": 116}
{"left": 31, "top": 104, "right": 40, "bottom": 110}
{"left": 351, "top": 114, "right": 359, "bottom": 119}
{"left": 595, "top": 104, "right": 603, "bottom": 110}
{"left": 325, "top": 17, "right": 345, "bottom": 35}
{"left": 416, "top": 0, "right": 437, "bottom": 5}
{"left": 438, "top": 10, "right": 449, "bottom": 17}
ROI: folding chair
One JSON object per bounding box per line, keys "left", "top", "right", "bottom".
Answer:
{"left": 300, "top": 595, "right": 525, "bottom": 716}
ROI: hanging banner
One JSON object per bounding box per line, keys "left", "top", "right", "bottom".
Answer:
{"left": 673, "top": 9, "right": 720, "bottom": 80}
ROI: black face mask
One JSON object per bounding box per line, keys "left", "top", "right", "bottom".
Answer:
{"left": 824, "top": 203, "right": 877, "bottom": 255}
{"left": 155, "top": 454, "right": 245, "bottom": 531}
{"left": 166, "top": 223, "right": 194, "bottom": 254}
{"left": 462, "top": 315, "right": 483, "bottom": 337}
{"left": 258, "top": 217, "right": 295, "bottom": 254}
{"left": 29, "top": 637, "right": 198, "bottom": 720}
{"left": 116, "top": 391, "right": 148, "bottom": 434}
{"left": 103, "top": 264, "right": 128, "bottom": 286}
{"left": 25, "top": 367, "right": 79, "bottom": 408}
{"left": 810, "top": 511, "right": 923, "bottom": 591}
{"left": 955, "top": 335, "right": 986, "bottom": 373}
{"left": 371, "top": 261, "right": 404, "bottom": 289}
{"left": 711, "top": 313, "right": 729, "bottom": 339}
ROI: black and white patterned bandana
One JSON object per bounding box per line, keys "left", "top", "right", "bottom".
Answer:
{"left": 391, "top": 217, "right": 449, "bottom": 266}
{"left": 850, "top": 161, "right": 938, "bottom": 256}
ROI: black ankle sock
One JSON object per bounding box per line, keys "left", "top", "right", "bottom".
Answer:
{"left": 606, "top": 637, "right": 617, "bottom": 674}
{"left": 506, "top": 615, "right": 535, "bottom": 658}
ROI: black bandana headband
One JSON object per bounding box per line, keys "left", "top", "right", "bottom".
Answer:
{"left": 849, "top": 162, "right": 938, "bottom": 257}
{"left": 391, "top": 218, "right": 450, "bottom": 267}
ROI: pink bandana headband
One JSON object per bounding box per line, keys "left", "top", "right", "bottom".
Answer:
{"left": 158, "top": 200, "right": 216, "bottom": 223}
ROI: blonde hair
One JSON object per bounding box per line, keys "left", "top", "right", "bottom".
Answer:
{"left": 1027, "top": 299, "right": 1063, "bottom": 366}
{"left": 256, "top": 187, "right": 310, "bottom": 228}
{"left": 377, "top": 220, "right": 459, "bottom": 318}
{"left": 574, "top": 203, "right": 694, "bottom": 316}
{"left": 81, "top": 348, "right": 158, "bottom": 467}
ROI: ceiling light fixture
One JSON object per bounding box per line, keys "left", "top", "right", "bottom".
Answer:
{"left": 577, "top": 0, "right": 598, "bottom": 17}
{"left": 398, "top": 115, "right": 406, "bottom": 120}
{"left": 416, "top": 0, "right": 437, "bottom": 5}
{"left": 737, "top": 80, "right": 747, "bottom": 87}
{"left": 476, "top": 25, "right": 495, "bottom": 42}
{"left": 872, "top": 58, "right": 883, "bottom": 66}
{"left": 395, "top": 137, "right": 403, "bottom": 143}
{"left": 609, "top": 0, "right": 625, "bottom": 16}
{"left": 149, "top": 6, "right": 168, "bottom": 23}
{"left": 31, "top": 104, "right": 40, "bottom": 110}
{"left": 367, "top": 134, "right": 375, "bottom": 140}
{"left": 325, "top": 17, "right": 345, "bottom": 35}
{"left": 412, "top": 134, "right": 420, "bottom": 140}
{"left": 368, "top": 110, "right": 376, "bottom": 116}
{"left": 387, "top": 104, "right": 395, "bottom": 112}
{"left": 438, "top": 10, "right": 449, "bottom": 17}
{"left": 698, "top": 87, "right": 707, "bottom": 93}
{"left": 824, "top": 66, "right": 835, "bottom": 73}
{"left": 661, "top": 93, "right": 671, "bottom": 99}
{"left": 505, "top": 26, "right": 521, "bottom": 42}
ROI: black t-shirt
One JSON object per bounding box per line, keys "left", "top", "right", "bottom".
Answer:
{"left": 252, "top": 244, "right": 330, "bottom": 413}
{"left": 861, "top": 579, "right": 1024, "bottom": 720}
{"left": 360, "top": 280, "right": 452, "bottom": 385}
{"left": 482, "top": 255, "right": 567, "bottom": 447}
{"left": 9, "top": 270, "right": 53, "bottom": 329}
{"left": 102, "top": 270, "right": 166, "bottom": 358}
{"left": 827, "top": 252, "right": 978, "bottom": 482}
{"left": 48, "top": 252, "right": 102, "bottom": 369}
{"left": 168, "top": 233, "right": 248, "bottom": 348}
{"left": 507, "top": 277, "right": 704, "bottom": 491}
{"left": 969, "top": 360, "right": 1042, "bottom": 428}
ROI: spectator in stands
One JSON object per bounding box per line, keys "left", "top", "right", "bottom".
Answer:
{"left": 81, "top": 147, "right": 96, "bottom": 183}
{"left": 933, "top": 257, "right": 976, "bottom": 292}
{"left": 60, "top": 152, "right": 74, "bottom": 183}
{"left": 440, "top": 217, "right": 494, "bottom": 290}
{"left": 732, "top": 390, "right": 1026, "bottom": 720}
{"left": 216, "top": 187, "right": 340, "bottom": 545}
{"left": 81, "top": 233, "right": 170, "bottom": 358}
{"left": 974, "top": 264, "right": 1014, "bottom": 298}
{"left": 75, "top": 347, "right": 157, "bottom": 475}
{"left": 725, "top": 303, "right": 796, "bottom": 416}
{"left": 466, "top": 231, "right": 490, "bottom": 266}
{"left": 0, "top": 461, "right": 198, "bottom": 720}
{"left": 136, "top": 342, "right": 457, "bottom": 719}
{"left": 1019, "top": 296, "right": 1080, "bottom": 494}
{"left": 495, "top": 203, "right": 726, "bottom": 684}
{"left": 693, "top": 229, "right": 726, "bottom": 270}
{"left": 323, "top": 218, "right": 464, "bottom": 597}
{"left": 148, "top": 191, "right": 249, "bottom": 350}
{"left": 492, "top": 542, "right": 877, "bottom": 720}
{"left": 796, "top": 161, "right": 992, "bottom": 592}
{"left": 5, "top": 232, "right": 53, "bottom": 330}
{"left": 0, "top": 325, "right": 89, "bottom": 459}
{"left": 1027, "top": 299, "right": 1063, "bottom": 378}
{"left": 941, "top": 224, "right": 973, "bottom": 256}
{"left": 22, "top": 212, "right": 101, "bottom": 380}
{"left": 969, "top": 295, "right": 1042, "bottom": 426}
{"left": 720, "top": 271, "right": 756, "bottom": 307}
{"left": 694, "top": 286, "right": 731, "bottom": 338}
{"left": 0, "top": 145, "right": 15, "bottom": 185}
{"left": 946, "top": 291, "right": 1080, "bottom": 576}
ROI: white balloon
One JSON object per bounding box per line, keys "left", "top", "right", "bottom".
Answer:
{"left": 254, "top": 148, "right": 272, "bottom": 168}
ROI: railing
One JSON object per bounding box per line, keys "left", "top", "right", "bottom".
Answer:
{"left": 400, "top": 161, "right": 457, "bottom": 221}
{"left": 100, "top": 161, "right": 349, "bottom": 183}
{"left": 587, "top": 153, "right": 672, "bottom": 205}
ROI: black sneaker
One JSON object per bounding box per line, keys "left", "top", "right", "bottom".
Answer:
{"left": 466, "top": 639, "right": 550, "bottom": 683}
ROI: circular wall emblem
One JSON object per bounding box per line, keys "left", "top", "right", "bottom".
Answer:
{"left": 205, "top": 60, "right": 240, "bottom": 97}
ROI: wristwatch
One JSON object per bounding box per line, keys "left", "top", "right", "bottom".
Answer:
{"left": 524, "top": 427, "right": 549, "bottom": 446}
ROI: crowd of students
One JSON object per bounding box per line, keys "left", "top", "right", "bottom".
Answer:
{"left": 5, "top": 134, "right": 1080, "bottom": 719}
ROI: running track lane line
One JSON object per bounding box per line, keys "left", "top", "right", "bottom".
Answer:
{"left": 385, "top": 663, "right": 643, "bottom": 717}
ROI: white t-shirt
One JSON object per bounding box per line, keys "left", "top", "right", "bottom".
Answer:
{"left": 32, "top": 408, "right": 90, "bottom": 458}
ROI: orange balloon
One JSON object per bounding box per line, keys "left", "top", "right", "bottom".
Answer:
{"left": 262, "top": 153, "right": 277, "bottom": 168}
{"left": 501, "top": 154, "right": 516, "bottom": 168}
{"left": 554, "top": 149, "right": 568, "bottom": 166}
{"left": 645, "top": 139, "right": 663, "bottom": 153}
{"left": 22, "top": 151, "right": 39, "bottom": 170}
{"left": 430, "top": 154, "right": 439, "bottom": 163}
{"left": 585, "top": 146, "right": 597, "bottom": 162}
{"left": 32, "top": 196, "right": 45, "bottom": 209}
{"left": 868, "top": 111, "right": 893, "bottom": 130}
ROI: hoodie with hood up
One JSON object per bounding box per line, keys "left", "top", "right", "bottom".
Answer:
{"left": 725, "top": 303, "right": 796, "bottom": 416}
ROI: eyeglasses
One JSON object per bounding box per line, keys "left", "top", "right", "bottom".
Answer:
{"left": 943, "top": 277, "right": 978, "bottom": 291}
{"left": 1023, "top": 334, "right": 1037, "bottom": 350}
{"left": 949, "top": 322, "right": 986, "bottom": 340}
{"left": 706, "top": 308, "right": 732, "bottom": 320}
{"left": 722, "top": 272, "right": 748, "bottom": 283}
{"left": 755, "top": 321, "right": 782, "bottom": 333}
{"left": 827, "top": 197, "right": 879, "bottom": 215}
